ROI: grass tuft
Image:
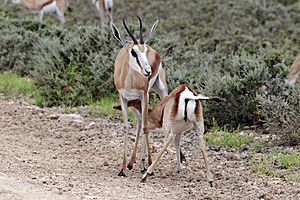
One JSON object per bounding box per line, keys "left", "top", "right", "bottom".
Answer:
{"left": 205, "top": 126, "right": 255, "bottom": 148}
{"left": 88, "top": 97, "right": 136, "bottom": 122}
{"left": 0, "top": 72, "right": 44, "bottom": 106}
{"left": 250, "top": 150, "right": 300, "bottom": 183}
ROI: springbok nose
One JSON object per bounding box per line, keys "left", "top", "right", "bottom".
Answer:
{"left": 144, "top": 69, "right": 151, "bottom": 76}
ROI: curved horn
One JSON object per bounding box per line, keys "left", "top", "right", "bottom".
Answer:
{"left": 123, "top": 19, "right": 138, "bottom": 45}
{"left": 137, "top": 16, "right": 144, "bottom": 44}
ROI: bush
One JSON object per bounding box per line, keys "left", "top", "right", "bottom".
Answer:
{"left": 1, "top": 0, "right": 300, "bottom": 144}
{"left": 30, "top": 26, "right": 117, "bottom": 106}
{"left": 0, "top": 19, "right": 63, "bottom": 74}
{"left": 259, "top": 87, "right": 300, "bottom": 145}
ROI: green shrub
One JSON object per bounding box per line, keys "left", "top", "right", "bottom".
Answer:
{"left": 258, "top": 87, "right": 300, "bottom": 145}
{"left": 0, "top": 19, "right": 63, "bottom": 74}
{"left": 30, "top": 26, "right": 117, "bottom": 106}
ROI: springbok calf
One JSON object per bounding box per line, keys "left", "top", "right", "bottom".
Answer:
{"left": 92, "top": 0, "right": 113, "bottom": 27}
{"left": 110, "top": 17, "right": 168, "bottom": 176}
{"left": 12, "top": 0, "right": 69, "bottom": 23}
{"left": 114, "top": 83, "right": 224, "bottom": 185}
{"left": 285, "top": 54, "right": 300, "bottom": 86}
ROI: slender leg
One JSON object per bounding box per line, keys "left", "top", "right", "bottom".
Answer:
{"left": 127, "top": 108, "right": 142, "bottom": 170}
{"left": 180, "top": 148, "right": 186, "bottom": 164}
{"left": 56, "top": 9, "right": 65, "bottom": 24}
{"left": 98, "top": 10, "right": 105, "bottom": 28}
{"left": 174, "top": 133, "right": 182, "bottom": 172}
{"left": 38, "top": 10, "right": 44, "bottom": 22}
{"left": 118, "top": 95, "right": 129, "bottom": 177}
{"left": 141, "top": 93, "right": 152, "bottom": 168}
{"left": 141, "top": 123, "right": 174, "bottom": 182}
{"left": 109, "top": 10, "right": 113, "bottom": 23}
{"left": 139, "top": 133, "right": 147, "bottom": 173}
{"left": 285, "top": 71, "right": 300, "bottom": 86}
{"left": 194, "top": 121, "right": 213, "bottom": 186}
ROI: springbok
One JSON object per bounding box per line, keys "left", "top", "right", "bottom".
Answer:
{"left": 114, "top": 84, "right": 224, "bottom": 185}
{"left": 92, "top": 0, "right": 113, "bottom": 27}
{"left": 12, "top": 0, "right": 69, "bottom": 23}
{"left": 285, "top": 54, "right": 300, "bottom": 86}
{"left": 110, "top": 17, "right": 168, "bottom": 176}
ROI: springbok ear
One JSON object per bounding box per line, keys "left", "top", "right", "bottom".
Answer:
{"left": 144, "top": 19, "right": 159, "bottom": 44}
{"left": 110, "top": 22, "right": 127, "bottom": 48}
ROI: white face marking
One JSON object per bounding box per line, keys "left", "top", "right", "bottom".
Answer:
{"left": 129, "top": 45, "right": 152, "bottom": 77}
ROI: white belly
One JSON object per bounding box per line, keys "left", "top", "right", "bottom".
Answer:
{"left": 120, "top": 89, "right": 143, "bottom": 101}
{"left": 172, "top": 120, "right": 193, "bottom": 135}
{"left": 42, "top": 1, "right": 57, "bottom": 13}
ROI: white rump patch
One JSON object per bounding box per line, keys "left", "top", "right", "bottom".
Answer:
{"left": 105, "top": 0, "right": 113, "bottom": 10}
{"left": 176, "top": 87, "right": 197, "bottom": 121}
{"left": 175, "top": 86, "right": 211, "bottom": 121}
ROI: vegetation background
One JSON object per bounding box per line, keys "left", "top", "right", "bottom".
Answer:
{"left": 0, "top": 0, "right": 299, "bottom": 144}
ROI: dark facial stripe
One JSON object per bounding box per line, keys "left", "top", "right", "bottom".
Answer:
{"left": 136, "top": 57, "right": 143, "bottom": 71}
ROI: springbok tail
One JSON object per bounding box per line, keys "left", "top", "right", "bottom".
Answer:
{"left": 187, "top": 95, "right": 225, "bottom": 103}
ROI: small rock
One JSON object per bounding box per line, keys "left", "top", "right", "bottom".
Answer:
{"left": 58, "top": 114, "right": 83, "bottom": 123}
{"left": 48, "top": 114, "right": 60, "bottom": 120}
{"left": 103, "top": 161, "right": 109, "bottom": 166}
{"left": 85, "top": 122, "right": 95, "bottom": 129}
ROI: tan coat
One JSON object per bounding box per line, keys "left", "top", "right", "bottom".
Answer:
{"left": 286, "top": 54, "right": 300, "bottom": 86}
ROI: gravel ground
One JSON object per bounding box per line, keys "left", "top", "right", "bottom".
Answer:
{"left": 0, "top": 97, "right": 299, "bottom": 200}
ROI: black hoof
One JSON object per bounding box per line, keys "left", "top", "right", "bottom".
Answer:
{"left": 127, "top": 164, "right": 133, "bottom": 170}
{"left": 141, "top": 168, "right": 147, "bottom": 174}
{"left": 118, "top": 170, "right": 126, "bottom": 177}
{"left": 149, "top": 172, "right": 155, "bottom": 176}
{"left": 209, "top": 181, "right": 213, "bottom": 187}
{"left": 140, "top": 176, "right": 147, "bottom": 183}
{"left": 141, "top": 173, "right": 151, "bottom": 183}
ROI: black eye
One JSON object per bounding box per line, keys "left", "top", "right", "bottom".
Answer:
{"left": 131, "top": 49, "right": 138, "bottom": 58}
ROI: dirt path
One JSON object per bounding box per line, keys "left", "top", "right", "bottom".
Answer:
{"left": 0, "top": 96, "right": 299, "bottom": 200}
{"left": 0, "top": 172, "right": 70, "bottom": 200}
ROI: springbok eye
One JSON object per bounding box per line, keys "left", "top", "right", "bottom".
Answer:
{"left": 131, "top": 49, "right": 138, "bottom": 58}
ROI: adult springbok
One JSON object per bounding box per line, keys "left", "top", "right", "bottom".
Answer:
{"left": 12, "top": 0, "right": 69, "bottom": 23}
{"left": 285, "top": 54, "right": 300, "bottom": 86}
{"left": 110, "top": 17, "right": 168, "bottom": 176}
{"left": 114, "top": 83, "right": 224, "bottom": 185}
{"left": 92, "top": 0, "right": 113, "bottom": 27}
